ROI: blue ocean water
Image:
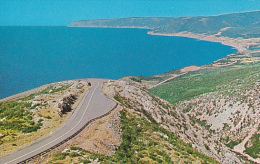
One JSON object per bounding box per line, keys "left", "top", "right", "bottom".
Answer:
{"left": 0, "top": 26, "right": 237, "bottom": 98}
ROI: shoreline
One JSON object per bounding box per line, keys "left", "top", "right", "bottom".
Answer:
{"left": 68, "top": 25, "right": 152, "bottom": 30}
{"left": 2, "top": 27, "right": 259, "bottom": 101}
{"left": 0, "top": 84, "right": 50, "bottom": 103}
{"left": 0, "top": 78, "right": 110, "bottom": 103}
{"left": 148, "top": 31, "right": 247, "bottom": 52}
{"left": 69, "top": 25, "right": 260, "bottom": 53}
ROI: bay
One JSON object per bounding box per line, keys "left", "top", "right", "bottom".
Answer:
{"left": 0, "top": 26, "right": 237, "bottom": 98}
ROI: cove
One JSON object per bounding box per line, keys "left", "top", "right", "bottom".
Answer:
{"left": 0, "top": 26, "right": 237, "bottom": 98}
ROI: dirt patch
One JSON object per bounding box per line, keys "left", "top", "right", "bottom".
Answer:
{"left": 180, "top": 65, "right": 201, "bottom": 73}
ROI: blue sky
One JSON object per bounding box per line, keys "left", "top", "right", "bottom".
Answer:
{"left": 1, "top": 0, "right": 260, "bottom": 26}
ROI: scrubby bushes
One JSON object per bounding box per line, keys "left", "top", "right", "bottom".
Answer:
{"left": 0, "top": 100, "right": 42, "bottom": 143}
{"left": 52, "top": 109, "right": 219, "bottom": 163}
{"left": 245, "top": 134, "right": 260, "bottom": 158}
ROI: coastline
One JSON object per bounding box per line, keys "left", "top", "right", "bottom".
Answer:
{"left": 0, "top": 84, "right": 50, "bottom": 103}
{"left": 68, "top": 25, "right": 152, "bottom": 30}
{"left": 2, "top": 26, "right": 258, "bottom": 100}
{"left": 0, "top": 78, "right": 112, "bottom": 103}
{"left": 148, "top": 31, "right": 260, "bottom": 52}
{"left": 69, "top": 25, "right": 260, "bottom": 53}
{"left": 148, "top": 31, "right": 248, "bottom": 52}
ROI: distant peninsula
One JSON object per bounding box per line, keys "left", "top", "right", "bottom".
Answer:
{"left": 69, "top": 11, "right": 260, "bottom": 51}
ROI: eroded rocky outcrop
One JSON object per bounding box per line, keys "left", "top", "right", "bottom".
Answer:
{"left": 58, "top": 94, "right": 77, "bottom": 116}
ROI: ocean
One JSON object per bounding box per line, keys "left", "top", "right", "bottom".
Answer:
{"left": 0, "top": 26, "right": 237, "bottom": 98}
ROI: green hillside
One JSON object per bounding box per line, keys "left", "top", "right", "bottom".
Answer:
{"left": 153, "top": 11, "right": 260, "bottom": 38}
{"left": 150, "top": 62, "right": 260, "bottom": 104}
{"left": 148, "top": 54, "right": 260, "bottom": 163}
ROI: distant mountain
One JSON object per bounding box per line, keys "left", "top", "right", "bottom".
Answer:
{"left": 69, "top": 11, "right": 260, "bottom": 39}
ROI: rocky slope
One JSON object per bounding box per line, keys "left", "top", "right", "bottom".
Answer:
{"left": 149, "top": 52, "right": 260, "bottom": 163}
{"left": 107, "top": 80, "right": 244, "bottom": 164}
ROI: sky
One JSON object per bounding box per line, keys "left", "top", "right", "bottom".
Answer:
{"left": 0, "top": 0, "right": 260, "bottom": 26}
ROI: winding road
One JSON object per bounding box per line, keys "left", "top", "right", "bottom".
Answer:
{"left": 0, "top": 79, "right": 117, "bottom": 164}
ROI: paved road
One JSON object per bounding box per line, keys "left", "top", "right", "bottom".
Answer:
{"left": 148, "top": 72, "right": 187, "bottom": 89}
{"left": 0, "top": 79, "right": 116, "bottom": 164}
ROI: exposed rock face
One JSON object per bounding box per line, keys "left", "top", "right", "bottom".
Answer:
{"left": 58, "top": 94, "right": 77, "bottom": 116}
{"left": 105, "top": 80, "right": 247, "bottom": 164}
{"left": 31, "top": 101, "right": 42, "bottom": 108}
{"left": 176, "top": 79, "right": 260, "bottom": 164}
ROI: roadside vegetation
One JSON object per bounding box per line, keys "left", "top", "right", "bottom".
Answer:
{"left": 20, "top": 85, "right": 71, "bottom": 101}
{"left": 0, "top": 84, "right": 71, "bottom": 145}
{"left": 50, "top": 109, "right": 219, "bottom": 164}
{"left": 0, "top": 100, "right": 42, "bottom": 144}
{"left": 0, "top": 81, "right": 89, "bottom": 156}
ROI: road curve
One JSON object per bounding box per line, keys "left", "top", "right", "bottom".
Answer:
{"left": 0, "top": 79, "right": 117, "bottom": 164}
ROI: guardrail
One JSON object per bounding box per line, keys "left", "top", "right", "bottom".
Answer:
{"left": 17, "top": 103, "right": 118, "bottom": 164}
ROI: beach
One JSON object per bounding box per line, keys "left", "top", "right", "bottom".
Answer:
{"left": 148, "top": 31, "right": 260, "bottom": 52}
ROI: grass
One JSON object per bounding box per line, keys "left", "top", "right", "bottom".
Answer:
{"left": 21, "top": 84, "right": 71, "bottom": 101}
{"left": 245, "top": 133, "right": 260, "bottom": 159}
{"left": 54, "top": 152, "right": 68, "bottom": 160}
{"left": 0, "top": 100, "right": 42, "bottom": 144}
{"left": 150, "top": 63, "right": 260, "bottom": 104}
{"left": 226, "top": 140, "right": 241, "bottom": 149}
{"left": 0, "top": 84, "right": 72, "bottom": 146}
